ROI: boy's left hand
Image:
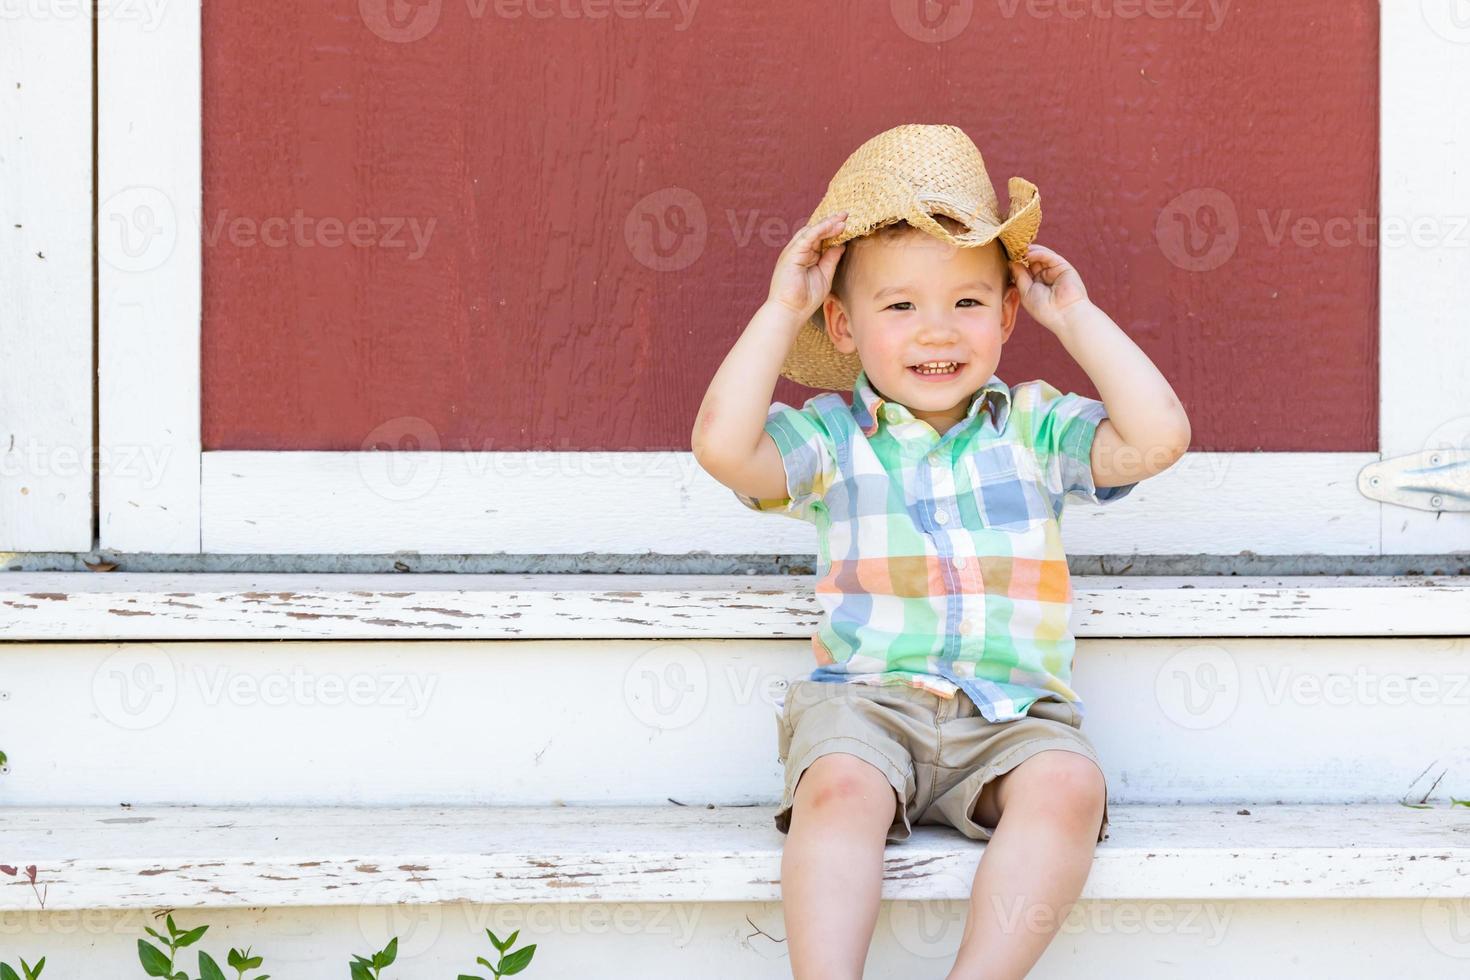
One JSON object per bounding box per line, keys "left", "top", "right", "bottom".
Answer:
{"left": 1009, "top": 243, "right": 1093, "bottom": 333}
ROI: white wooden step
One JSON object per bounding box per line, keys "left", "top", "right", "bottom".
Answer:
{"left": 2, "top": 573, "right": 1467, "bottom": 640}
{"left": 4, "top": 802, "right": 1469, "bottom": 912}
{"left": 1, "top": 635, "right": 1467, "bottom": 806}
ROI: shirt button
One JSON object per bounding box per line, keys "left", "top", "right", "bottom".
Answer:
{"left": 927, "top": 453, "right": 942, "bottom": 466}
{"left": 934, "top": 509, "right": 949, "bottom": 525}
{"left": 952, "top": 556, "right": 966, "bottom": 569}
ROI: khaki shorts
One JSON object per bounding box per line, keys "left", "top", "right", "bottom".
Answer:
{"left": 774, "top": 678, "right": 1110, "bottom": 845}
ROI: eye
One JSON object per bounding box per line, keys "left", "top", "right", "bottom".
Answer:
{"left": 884, "top": 301, "right": 914, "bottom": 311}
{"left": 957, "top": 298, "right": 982, "bottom": 308}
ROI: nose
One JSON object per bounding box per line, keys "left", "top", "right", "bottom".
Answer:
{"left": 915, "top": 313, "right": 961, "bottom": 342}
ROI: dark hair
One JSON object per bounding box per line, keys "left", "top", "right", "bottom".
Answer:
{"left": 829, "top": 215, "right": 1010, "bottom": 308}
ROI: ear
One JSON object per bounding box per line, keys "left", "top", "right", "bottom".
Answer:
{"left": 824, "top": 294, "right": 858, "bottom": 355}
{"left": 999, "top": 276, "right": 1021, "bottom": 343}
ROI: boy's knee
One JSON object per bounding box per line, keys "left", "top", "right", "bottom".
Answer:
{"left": 794, "top": 751, "right": 900, "bottom": 819}
{"left": 1007, "top": 749, "right": 1107, "bottom": 816}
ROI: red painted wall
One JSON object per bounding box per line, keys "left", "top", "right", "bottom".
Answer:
{"left": 202, "top": 0, "right": 1377, "bottom": 452}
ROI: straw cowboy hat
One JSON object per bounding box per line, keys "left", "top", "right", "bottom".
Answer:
{"left": 781, "top": 123, "right": 1043, "bottom": 391}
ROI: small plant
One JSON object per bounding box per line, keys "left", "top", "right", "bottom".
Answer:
{"left": 0, "top": 864, "right": 47, "bottom": 909}
{"left": 138, "top": 915, "right": 268, "bottom": 980}
{"left": 349, "top": 938, "right": 397, "bottom": 980}
{"left": 219, "top": 947, "right": 270, "bottom": 980}
{"left": 458, "top": 929, "right": 536, "bottom": 979}
{"left": 0, "top": 957, "right": 45, "bottom": 980}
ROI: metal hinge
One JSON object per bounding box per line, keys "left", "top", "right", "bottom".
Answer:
{"left": 1358, "top": 450, "right": 1470, "bottom": 511}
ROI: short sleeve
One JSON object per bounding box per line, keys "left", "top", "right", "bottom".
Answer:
{"left": 731, "top": 400, "right": 839, "bottom": 523}
{"left": 1021, "top": 380, "right": 1138, "bottom": 508}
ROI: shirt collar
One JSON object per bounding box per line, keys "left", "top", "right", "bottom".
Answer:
{"left": 852, "top": 366, "right": 1010, "bottom": 438}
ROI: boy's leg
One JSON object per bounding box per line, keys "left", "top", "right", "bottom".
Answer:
{"left": 945, "top": 749, "right": 1106, "bottom": 980}
{"left": 781, "top": 751, "right": 900, "bottom": 980}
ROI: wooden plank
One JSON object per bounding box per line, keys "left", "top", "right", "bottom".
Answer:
{"left": 98, "top": 0, "right": 202, "bottom": 552}
{"left": 0, "top": 635, "right": 1465, "bottom": 806}
{"left": 199, "top": 450, "right": 1382, "bottom": 555}
{"left": 1, "top": 802, "right": 1466, "bottom": 911}
{"left": 1380, "top": 5, "right": 1470, "bottom": 554}
{"left": 1, "top": 573, "right": 1465, "bottom": 640}
{"left": 0, "top": 6, "right": 93, "bottom": 551}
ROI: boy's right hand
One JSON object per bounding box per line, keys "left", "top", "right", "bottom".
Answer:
{"left": 766, "top": 212, "right": 848, "bottom": 322}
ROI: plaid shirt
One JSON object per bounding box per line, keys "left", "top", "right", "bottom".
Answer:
{"left": 734, "top": 366, "right": 1137, "bottom": 723}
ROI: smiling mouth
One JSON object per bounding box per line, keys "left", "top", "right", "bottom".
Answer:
{"left": 908, "top": 361, "right": 965, "bottom": 377}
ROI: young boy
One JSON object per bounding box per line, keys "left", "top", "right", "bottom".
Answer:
{"left": 692, "top": 124, "right": 1190, "bottom": 980}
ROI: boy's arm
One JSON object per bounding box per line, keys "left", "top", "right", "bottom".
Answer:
{"left": 1009, "top": 244, "right": 1191, "bottom": 489}
{"left": 692, "top": 213, "right": 848, "bottom": 501}
{"left": 1052, "top": 303, "right": 1191, "bottom": 489}
{"left": 691, "top": 299, "right": 809, "bottom": 501}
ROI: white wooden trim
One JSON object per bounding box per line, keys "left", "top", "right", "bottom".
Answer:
{"left": 1379, "top": 5, "right": 1470, "bottom": 552}
{"left": 98, "top": 0, "right": 202, "bottom": 553}
{"left": 0, "top": 9, "right": 93, "bottom": 551}
{"left": 3, "top": 802, "right": 1467, "bottom": 910}
{"left": 1, "top": 573, "right": 1464, "bottom": 639}
{"left": 198, "top": 449, "right": 1381, "bottom": 555}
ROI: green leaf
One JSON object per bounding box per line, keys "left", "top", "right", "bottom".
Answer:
{"left": 165, "top": 913, "right": 179, "bottom": 936}
{"left": 1400, "top": 801, "right": 1433, "bottom": 809}
{"left": 499, "top": 945, "right": 536, "bottom": 976}
{"left": 24, "top": 957, "right": 45, "bottom": 980}
{"left": 457, "top": 976, "right": 486, "bottom": 980}
{"left": 502, "top": 930, "right": 519, "bottom": 950}
{"left": 349, "top": 961, "right": 373, "bottom": 980}
{"left": 1451, "top": 797, "right": 1470, "bottom": 807}
{"left": 176, "top": 925, "right": 209, "bottom": 948}
{"left": 138, "top": 940, "right": 174, "bottom": 978}
{"left": 145, "top": 926, "right": 169, "bottom": 943}
{"left": 377, "top": 937, "right": 397, "bottom": 968}
{"left": 487, "top": 929, "right": 506, "bottom": 952}
{"left": 2, "top": 962, "right": 22, "bottom": 980}
{"left": 476, "top": 957, "right": 495, "bottom": 970}
{"left": 199, "top": 951, "right": 227, "bottom": 980}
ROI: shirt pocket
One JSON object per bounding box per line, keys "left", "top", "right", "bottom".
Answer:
{"left": 958, "top": 443, "right": 1053, "bottom": 533}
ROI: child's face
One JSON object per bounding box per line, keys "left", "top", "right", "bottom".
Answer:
{"left": 822, "top": 231, "right": 1021, "bottom": 433}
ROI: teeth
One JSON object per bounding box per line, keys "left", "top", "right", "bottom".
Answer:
{"left": 913, "top": 361, "right": 958, "bottom": 374}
